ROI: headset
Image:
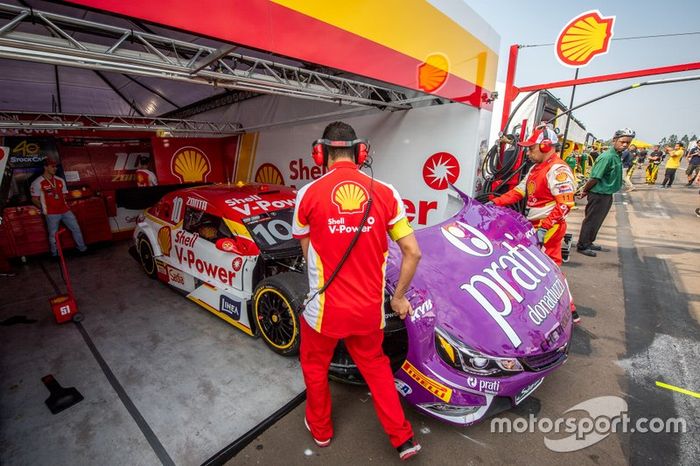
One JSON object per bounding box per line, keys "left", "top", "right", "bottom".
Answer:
{"left": 538, "top": 127, "right": 553, "bottom": 153}
{"left": 311, "top": 138, "right": 370, "bottom": 167}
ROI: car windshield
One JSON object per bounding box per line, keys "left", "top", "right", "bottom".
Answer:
{"left": 242, "top": 207, "right": 300, "bottom": 255}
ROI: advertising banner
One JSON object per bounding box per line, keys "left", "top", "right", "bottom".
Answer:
{"left": 0, "top": 146, "right": 8, "bottom": 192}
{"left": 152, "top": 138, "right": 233, "bottom": 186}
{"left": 239, "top": 104, "right": 481, "bottom": 227}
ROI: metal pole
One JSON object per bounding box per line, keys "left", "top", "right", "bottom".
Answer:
{"left": 500, "top": 44, "right": 520, "bottom": 132}
{"left": 561, "top": 68, "right": 579, "bottom": 155}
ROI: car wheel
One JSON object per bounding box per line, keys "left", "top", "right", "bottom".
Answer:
{"left": 138, "top": 236, "right": 157, "bottom": 279}
{"left": 253, "top": 272, "right": 308, "bottom": 356}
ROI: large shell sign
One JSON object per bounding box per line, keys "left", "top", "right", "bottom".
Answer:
{"left": 171, "top": 147, "right": 211, "bottom": 183}
{"left": 556, "top": 10, "right": 615, "bottom": 68}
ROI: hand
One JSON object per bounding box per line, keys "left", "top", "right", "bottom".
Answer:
{"left": 576, "top": 190, "right": 588, "bottom": 199}
{"left": 391, "top": 295, "right": 413, "bottom": 320}
{"left": 536, "top": 227, "right": 548, "bottom": 245}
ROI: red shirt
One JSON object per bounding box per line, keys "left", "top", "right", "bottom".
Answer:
{"left": 30, "top": 175, "right": 70, "bottom": 215}
{"left": 292, "top": 160, "right": 413, "bottom": 338}
{"left": 136, "top": 168, "right": 158, "bottom": 187}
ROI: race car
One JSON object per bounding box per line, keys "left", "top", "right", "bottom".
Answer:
{"left": 133, "top": 183, "right": 308, "bottom": 355}
{"left": 134, "top": 183, "right": 573, "bottom": 427}
{"left": 330, "top": 186, "right": 573, "bottom": 426}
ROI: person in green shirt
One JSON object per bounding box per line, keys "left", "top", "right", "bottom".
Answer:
{"left": 575, "top": 128, "right": 635, "bottom": 257}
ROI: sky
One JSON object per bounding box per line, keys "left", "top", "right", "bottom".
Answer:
{"left": 462, "top": 0, "right": 700, "bottom": 143}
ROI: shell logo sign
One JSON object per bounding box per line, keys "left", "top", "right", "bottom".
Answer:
{"left": 158, "top": 226, "right": 172, "bottom": 256}
{"left": 556, "top": 10, "right": 615, "bottom": 68}
{"left": 332, "top": 181, "right": 369, "bottom": 214}
{"left": 418, "top": 53, "right": 449, "bottom": 93}
{"left": 171, "top": 147, "right": 211, "bottom": 183}
{"left": 422, "top": 152, "right": 460, "bottom": 191}
{"left": 255, "top": 163, "right": 285, "bottom": 185}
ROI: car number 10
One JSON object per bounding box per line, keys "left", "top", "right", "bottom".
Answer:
{"left": 251, "top": 219, "right": 292, "bottom": 246}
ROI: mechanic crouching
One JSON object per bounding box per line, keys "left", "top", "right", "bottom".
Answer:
{"left": 489, "top": 125, "right": 580, "bottom": 323}
{"left": 292, "top": 121, "right": 423, "bottom": 460}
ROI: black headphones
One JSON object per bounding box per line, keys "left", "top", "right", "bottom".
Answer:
{"left": 311, "top": 138, "right": 370, "bottom": 167}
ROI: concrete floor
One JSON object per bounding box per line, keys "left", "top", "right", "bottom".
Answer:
{"left": 1, "top": 168, "right": 698, "bottom": 465}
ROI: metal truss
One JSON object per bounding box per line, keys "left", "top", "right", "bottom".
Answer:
{"left": 0, "top": 111, "right": 242, "bottom": 134}
{"left": 0, "top": 3, "right": 413, "bottom": 110}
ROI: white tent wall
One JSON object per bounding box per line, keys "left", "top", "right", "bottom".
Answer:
{"left": 203, "top": 94, "right": 486, "bottom": 228}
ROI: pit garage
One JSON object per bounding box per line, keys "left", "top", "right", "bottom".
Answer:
{"left": 0, "top": 1, "right": 502, "bottom": 464}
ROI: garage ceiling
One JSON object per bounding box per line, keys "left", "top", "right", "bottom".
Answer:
{"left": 0, "top": 0, "right": 424, "bottom": 130}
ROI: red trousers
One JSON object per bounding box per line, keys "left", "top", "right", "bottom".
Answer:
{"left": 300, "top": 318, "right": 413, "bottom": 448}
{"left": 533, "top": 220, "right": 566, "bottom": 266}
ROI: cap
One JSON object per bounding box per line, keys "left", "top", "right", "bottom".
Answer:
{"left": 519, "top": 126, "right": 558, "bottom": 147}
{"left": 43, "top": 158, "right": 58, "bottom": 166}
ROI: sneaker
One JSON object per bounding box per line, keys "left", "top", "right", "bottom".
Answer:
{"left": 304, "top": 417, "right": 331, "bottom": 447}
{"left": 572, "top": 311, "right": 581, "bottom": 324}
{"left": 695, "top": 208, "right": 700, "bottom": 218}
{"left": 576, "top": 248, "right": 597, "bottom": 257}
{"left": 397, "top": 438, "right": 421, "bottom": 461}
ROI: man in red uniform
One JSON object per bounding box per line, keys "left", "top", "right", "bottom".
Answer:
{"left": 135, "top": 155, "right": 158, "bottom": 187}
{"left": 30, "top": 159, "right": 87, "bottom": 257}
{"left": 490, "top": 126, "right": 579, "bottom": 321}
{"left": 292, "top": 121, "right": 422, "bottom": 460}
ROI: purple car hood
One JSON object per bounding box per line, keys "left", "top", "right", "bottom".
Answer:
{"left": 387, "top": 188, "right": 572, "bottom": 358}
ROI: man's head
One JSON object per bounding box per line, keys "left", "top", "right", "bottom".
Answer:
{"left": 138, "top": 155, "right": 150, "bottom": 168}
{"left": 313, "top": 121, "right": 363, "bottom": 167}
{"left": 653, "top": 145, "right": 660, "bottom": 151}
{"left": 43, "top": 158, "right": 58, "bottom": 176}
{"left": 612, "top": 128, "right": 635, "bottom": 152}
{"left": 519, "top": 126, "right": 558, "bottom": 163}
{"left": 676, "top": 142, "right": 684, "bottom": 150}
{"left": 629, "top": 144, "right": 637, "bottom": 151}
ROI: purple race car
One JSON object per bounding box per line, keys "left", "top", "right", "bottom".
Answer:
{"left": 330, "top": 187, "right": 573, "bottom": 426}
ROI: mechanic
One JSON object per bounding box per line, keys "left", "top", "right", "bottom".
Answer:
{"left": 576, "top": 128, "right": 634, "bottom": 257}
{"left": 661, "top": 142, "right": 684, "bottom": 188}
{"left": 30, "top": 158, "right": 87, "bottom": 258}
{"left": 646, "top": 145, "right": 663, "bottom": 184}
{"left": 489, "top": 125, "right": 579, "bottom": 322}
{"left": 292, "top": 121, "right": 422, "bottom": 460}
{"left": 135, "top": 155, "right": 158, "bottom": 187}
{"left": 685, "top": 140, "right": 700, "bottom": 186}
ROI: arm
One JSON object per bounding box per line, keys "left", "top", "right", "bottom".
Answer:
{"left": 540, "top": 166, "right": 576, "bottom": 230}
{"left": 299, "top": 237, "right": 309, "bottom": 262}
{"left": 32, "top": 196, "right": 41, "bottom": 209}
{"left": 492, "top": 168, "right": 529, "bottom": 206}
{"left": 390, "top": 233, "right": 421, "bottom": 320}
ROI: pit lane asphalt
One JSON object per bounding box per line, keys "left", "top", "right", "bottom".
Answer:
{"left": 227, "top": 170, "right": 699, "bottom": 466}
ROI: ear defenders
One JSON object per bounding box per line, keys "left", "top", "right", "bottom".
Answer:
{"left": 311, "top": 138, "right": 369, "bottom": 167}
{"left": 536, "top": 127, "right": 553, "bottom": 153}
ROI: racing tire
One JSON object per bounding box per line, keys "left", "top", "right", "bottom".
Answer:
{"left": 253, "top": 272, "right": 308, "bottom": 356}
{"left": 137, "top": 236, "right": 158, "bottom": 279}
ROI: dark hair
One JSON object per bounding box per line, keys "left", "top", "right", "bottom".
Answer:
{"left": 322, "top": 121, "right": 356, "bottom": 160}
{"left": 677, "top": 142, "right": 684, "bottom": 148}
{"left": 138, "top": 155, "right": 150, "bottom": 166}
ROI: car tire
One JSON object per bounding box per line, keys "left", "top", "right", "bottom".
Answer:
{"left": 253, "top": 272, "right": 308, "bottom": 356}
{"left": 137, "top": 236, "right": 158, "bottom": 279}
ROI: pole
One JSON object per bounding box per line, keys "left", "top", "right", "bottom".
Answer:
{"left": 500, "top": 44, "right": 520, "bottom": 132}
{"left": 561, "top": 68, "right": 579, "bottom": 155}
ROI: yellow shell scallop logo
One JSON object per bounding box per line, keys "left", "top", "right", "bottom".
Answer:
{"left": 332, "top": 182, "right": 368, "bottom": 214}
{"left": 556, "top": 10, "right": 615, "bottom": 67}
{"left": 418, "top": 53, "right": 449, "bottom": 93}
{"left": 171, "top": 147, "right": 211, "bottom": 183}
{"left": 254, "top": 163, "right": 285, "bottom": 185}
{"left": 158, "top": 226, "right": 172, "bottom": 257}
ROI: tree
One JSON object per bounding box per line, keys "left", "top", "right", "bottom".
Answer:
{"left": 668, "top": 134, "right": 678, "bottom": 145}
{"left": 659, "top": 137, "right": 667, "bottom": 146}
{"left": 681, "top": 134, "right": 690, "bottom": 146}
{"left": 691, "top": 134, "right": 698, "bottom": 142}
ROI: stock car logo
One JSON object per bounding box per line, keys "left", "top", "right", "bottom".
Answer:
{"left": 219, "top": 295, "right": 241, "bottom": 320}
{"left": 440, "top": 221, "right": 493, "bottom": 257}
{"left": 422, "top": 152, "right": 460, "bottom": 190}
{"left": 331, "top": 181, "right": 368, "bottom": 214}
{"left": 158, "top": 226, "right": 172, "bottom": 256}
{"left": 255, "top": 163, "right": 285, "bottom": 185}
{"left": 171, "top": 147, "right": 211, "bottom": 183}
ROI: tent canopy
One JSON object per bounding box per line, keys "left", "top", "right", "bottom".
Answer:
{"left": 630, "top": 139, "right": 653, "bottom": 149}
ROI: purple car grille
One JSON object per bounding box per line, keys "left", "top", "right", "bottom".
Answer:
{"left": 521, "top": 346, "right": 568, "bottom": 371}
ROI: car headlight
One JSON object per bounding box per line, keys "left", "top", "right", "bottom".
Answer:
{"left": 435, "top": 327, "right": 523, "bottom": 376}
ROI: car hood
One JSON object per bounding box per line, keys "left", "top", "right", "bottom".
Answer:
{"left": 386, "top": 188, "right": 572, "bottom": 358}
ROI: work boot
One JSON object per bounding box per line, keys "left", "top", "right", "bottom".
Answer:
{"left": 589, "top": 244, "right": 610, "bottom": 252}
{"left": 577, "top": 248, "right": 597, "bottom": 257}
{"left": 396, "top": 438, "right": 421, "bottom": 461}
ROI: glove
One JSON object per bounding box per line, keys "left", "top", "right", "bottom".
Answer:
{"left": 536, "top": 227, "right": 548, "bottom": 246}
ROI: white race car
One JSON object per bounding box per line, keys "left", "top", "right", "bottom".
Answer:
{"left": 133, "top": 183, "right": 308, "bottom": 355}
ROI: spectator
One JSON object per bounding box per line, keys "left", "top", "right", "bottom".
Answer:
{"left": 135, "top": 156, "right": 158, "bottom": 187}
{"left": 30, "top": 159, "right": 87, "bottom": 257}
{"left": 685, "top": 140, "right": 700, "bottom": 187}
{"left": 621, "top": 144, "right": 637, "bottom": 191}
{"left": 661, "top": 142, "right": 685, "bottom": 188}
{"left": 576, "top": 128, "right": 635, "bottom": 257}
